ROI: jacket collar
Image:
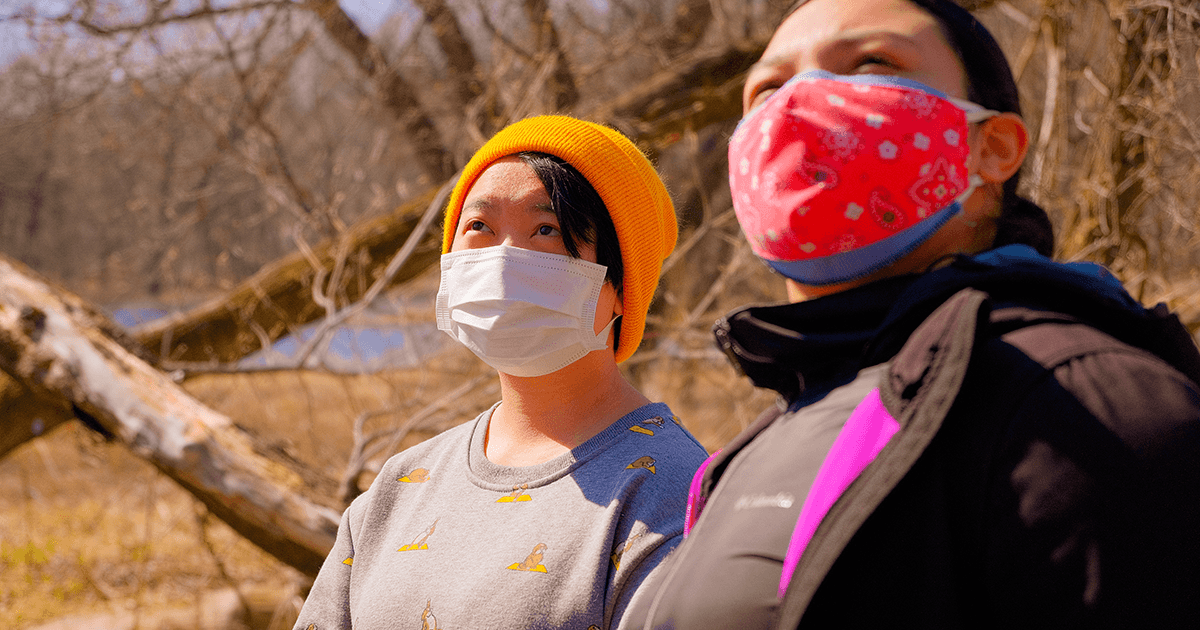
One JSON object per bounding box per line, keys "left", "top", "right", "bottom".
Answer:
{"left": 713, "top": 245, "right": 1146, "bottom": 405}
{"left": 713, "top": 274, "right": 916, "bottom": 403}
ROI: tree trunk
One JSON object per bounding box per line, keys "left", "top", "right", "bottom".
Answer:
{"left": 523, "top": 0, "right": 579, "bottom": 111}
{"left": 412, "top": 0, "right": 484, "bottom": 108}
{"left": 303, "top": 0, "right": 454, "bottom": 182}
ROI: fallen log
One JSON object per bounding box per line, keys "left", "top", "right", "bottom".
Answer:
{"left": 0, "top": 254, "right": 340, "bottom": 576}
{"left": 0, "top": 273, "right": 163, "bottom": 459}
{"left": 1, "top": 187, "right": 442, "bottom": 460}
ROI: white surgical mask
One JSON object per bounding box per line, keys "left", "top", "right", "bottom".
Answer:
{"left": 436, "top": 244, "right": 616, "bottom": 377}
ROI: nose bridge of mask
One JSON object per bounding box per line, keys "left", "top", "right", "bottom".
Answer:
{"left": 441, "top": 245, "right": 607, "bottom": 319}
{"left": 773, "top": 70, "right": 998, "bottom": 120}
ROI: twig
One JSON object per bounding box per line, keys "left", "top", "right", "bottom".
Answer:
{"left": 195, "top": 505, "right": 252, "bottom": 614}
{"left": 473, "top": 0, "right": 535, "bottom": 62}
{"left": 508, "top": 52, "right": 560, "bottom": 123}
{"left": 684, "top": 237, "right": 750, "bottom": 327}
{"left": 1029, "top": 18, "right": 1061, "bottom": 192}
{"left": 1000, "top": 1, "right": 1041, "bottom": 83}
{"left": 61, "top": 0, "right": 292, "bottom": 37}
{"left": 337, "top": 373, "right": 493, "bottom": 504}
{"left": 289, "top": 174, "right": 457, "bottom": 369}
{"left": 659, "top": 206, "right": 738, "bottom": 276}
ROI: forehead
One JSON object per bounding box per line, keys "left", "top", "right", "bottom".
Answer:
{"left": 776, "top": 0, "right": 941, "bottom": 38}
{"left": 761, "top": 0, "right": 966, "bottom": 96}
{"left": 462, "top": 157, "right": 550, "bottom": 209}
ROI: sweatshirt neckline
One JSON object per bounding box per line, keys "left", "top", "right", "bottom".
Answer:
{"left": 465, "top": 400, "right": 674, "bottom": 489}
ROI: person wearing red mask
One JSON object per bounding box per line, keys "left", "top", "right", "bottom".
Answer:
{"left": 625, "top": 0, "right": 1200, "bottom": 628}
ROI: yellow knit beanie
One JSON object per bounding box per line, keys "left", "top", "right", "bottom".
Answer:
{"left": 442, "top": 115, "right": 677, "bottom": 363}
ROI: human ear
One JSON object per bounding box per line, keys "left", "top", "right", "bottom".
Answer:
{"left": 973, "top": 113, "right": 1029, "bottom": 184}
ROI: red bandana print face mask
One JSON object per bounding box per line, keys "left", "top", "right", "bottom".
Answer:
{"left": 729, "top": 70, "right": 997, "bottom": 285}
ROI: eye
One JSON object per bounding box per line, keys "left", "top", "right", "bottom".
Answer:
{"left": 743, "top": 64, "right": 793, "bottom": 113}
{"left": 851, "top": 54, "right": 898, "bottom": 74}
{"left": 535, "top": 224, "right": 561, "bottom": 237}
{"left": 465, "top": 219, "right": 492, "bottom": 234}
{"left": 746, "top": 84, "right": 782, "bottom": 112}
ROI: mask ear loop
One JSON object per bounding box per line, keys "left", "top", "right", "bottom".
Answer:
{"left": 590, "top": 315, "right": 619, "bottom": 352}
{"left": 947, "top": 97, "right": 999, "bottom": 210}
{"left": 946, "top": 95, "right": 1001, "bottom": 124}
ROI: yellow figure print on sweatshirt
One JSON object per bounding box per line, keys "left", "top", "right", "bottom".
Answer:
{"left": 420, "top": 600, "right": 441, "bottom": 630}
{"left": 611, "top": 532, "right": 643, "bottom": 571}
{"left": 626, "top": 455, "right": 657, "bottom": 474}
{"left": 507, "top": 543, "right": 548, "bottom": 572}
{"left": 628, "top": 416, "right": 666, "bottom": 436}
{"left": 399, "top": 518, "right": 439, "bottom": 552}
{"left": 496, "top": 484, "right": 532, "bottom": 503}
{"left": 398, "top": 468, "right": 431, "bottom": 483}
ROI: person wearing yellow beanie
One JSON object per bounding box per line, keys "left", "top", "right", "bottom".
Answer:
{"left": 296, "top": 115, "right": 707, "bottom": 630}
{"left": 442, "top": 114, "right": 679, "bottom": 364}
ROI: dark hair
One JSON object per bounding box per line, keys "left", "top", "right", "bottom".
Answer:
{"left": 515, "top": 151, "right": 624, "bottom": 291}
{"left": 517, "top": 151, "right": 625, "bottom": 351}
{"left": 781, "top": 0, "right": 1055, "bottom": 255}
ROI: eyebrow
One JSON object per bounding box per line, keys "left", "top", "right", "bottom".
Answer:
{"left": 747, "top": 53, "right": 792, "bottom": 77}
{"left": 461, "top": 198, "right": 556, "bottom": 215}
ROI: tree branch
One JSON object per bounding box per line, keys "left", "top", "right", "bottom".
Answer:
{"left": 62, "top": 0, "right": 293, "bottom": 36}
{"left": 593, "top": 40, "right": 765, "bottom": 157}
{"left": 136, "top": 186, "right": 442, "bottom": 366}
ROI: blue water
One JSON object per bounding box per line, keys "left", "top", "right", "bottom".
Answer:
{"left": 109, "top": 305, "right": 446, "bottom": 373}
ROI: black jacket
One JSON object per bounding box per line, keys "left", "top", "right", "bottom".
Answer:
{"left": 629, "top": 246, "right": 1200, "bottom": 629}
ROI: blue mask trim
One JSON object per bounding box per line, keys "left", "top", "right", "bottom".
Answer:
{"left": 763, "top": 201, "right": 962, "bottom": 286}
{"left": 739, "top": 71, "right": 960, "bottom": 133}
{"left": 789, "top": 69, "right": 954, "bottom": 99}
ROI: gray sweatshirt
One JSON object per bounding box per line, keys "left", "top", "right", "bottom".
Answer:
{"left": 295, "top": 401, "right": 707, "bottom": 630}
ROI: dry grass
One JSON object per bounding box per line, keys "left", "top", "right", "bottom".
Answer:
{"left": 0, "top": 340, "right": 490, "bottom": 628}
{"left": 0, "top": 424, "right": 293, "bottom": 628}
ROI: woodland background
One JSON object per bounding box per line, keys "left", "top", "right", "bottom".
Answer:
{"left": 1, "top": 0, "right": 1198, "bottom": 627}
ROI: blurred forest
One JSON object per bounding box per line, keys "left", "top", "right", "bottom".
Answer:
{"left": 1, "top": 0, "right": 1198, "bottom": 627}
